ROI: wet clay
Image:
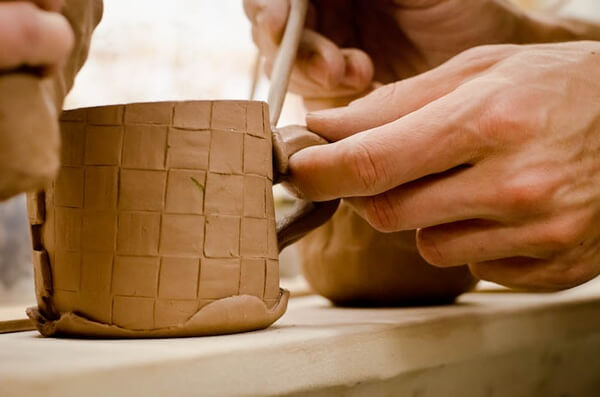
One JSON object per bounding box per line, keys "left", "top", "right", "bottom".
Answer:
{"left": 0, "top": 0, "right": 103, "bottom": 201}
{"left": 27, "top": 101, "right": 292, "bottom": 337}
{"left": 299, "top": 202, "right": 478, "bottom": 306}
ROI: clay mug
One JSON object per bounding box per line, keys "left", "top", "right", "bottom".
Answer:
{"left": 26, "top": 100, "right": 339, "bottom": 337}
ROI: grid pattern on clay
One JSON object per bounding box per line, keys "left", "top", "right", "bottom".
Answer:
{"left": 41, "top": 101, "right": 281, "bottom": 331}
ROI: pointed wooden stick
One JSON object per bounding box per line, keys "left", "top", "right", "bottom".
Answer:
{"left": 267, "top": 0, "right": 308, "bottom": 127}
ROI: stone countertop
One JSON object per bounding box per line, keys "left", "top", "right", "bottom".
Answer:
{"left": 1, "top": 281, "right": 600, "bottom": 397}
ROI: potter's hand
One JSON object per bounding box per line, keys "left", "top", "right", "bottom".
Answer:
{"left": 0, "top": 0, "right": 73, "bottom": 72}
{"left": 289, "top": 41, "right": 600, "bottom": 291}
{"left": 243, "top": 0, "right": 600, "bottom": 110}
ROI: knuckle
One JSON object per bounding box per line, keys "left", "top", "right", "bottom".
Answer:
{"left": 342, "top": 141, "right": 382, "bottom": 194}
{"left": 478, "top": 98, "right": 520, "bottom": 145}
{"left": 502, "top": 182, "right": 542, "bottom": 212}
{"left": 478, "top": 89, "right": 542, "bottom": 148}
{"left": 494, "top": 175, "right": 555, "bottom": 214}
{"left": 539, "top": 217, "right": 587, "bottom": 252}
{"left": 363, "top": 194, "right": 399, "bottom": 233}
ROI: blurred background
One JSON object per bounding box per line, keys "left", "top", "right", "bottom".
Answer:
{"left": 2, "top": 0, "right": 600, "bottom": 305}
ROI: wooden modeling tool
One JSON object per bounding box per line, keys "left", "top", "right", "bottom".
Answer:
{"left": 267, "top": 0, "right": 308, "bottom": 127}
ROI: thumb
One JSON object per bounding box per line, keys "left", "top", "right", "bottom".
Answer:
{"left": 306, "top": 47, "right": 501, "bottom": 142}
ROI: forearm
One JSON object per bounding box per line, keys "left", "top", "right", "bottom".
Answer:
{"left": 517, "top": 11, "right": 600, "bottom": 44}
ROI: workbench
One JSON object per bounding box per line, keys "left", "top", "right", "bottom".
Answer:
{"left": 1, "top": 281, "right": 599, "bottom": 396}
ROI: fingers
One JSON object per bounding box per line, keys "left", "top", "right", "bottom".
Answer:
{"left": 306, "top": 46, "right": 506, "bottom": 141}
{"left": 412, "top": 213, "right": 599, "bottom": 291}
{"left": 287, "top": 45, "right": 373, "bottom": 99}
{"left": 302, "top": 85, "right": 371, "bottom": 113}
{"left": 468, "top": 257, "right": 598, "bottom": 291}
{"left": 344, "top": 165, "right": 500, "bottom": 232}
{"left": 414, "top": 221, "right": 551, "bottom": 268}
{"left": 264, "top": 29, "right": 345, "bottom": 90}
{"left": 246, "top": 0, "right": 374, "bottom": 100}
{"left": 289, "top": 47, "right": 520, "bottom": 201}
{"left": 262, "top": 29, "right": 374, "bottom": 100}
{"left": 288, "top": 86, "right": 484, "bottom": 201}
{"left": 414, "top": 211, "right": 593, "bottom": 268}
{"left": 0, "top": 2, "right": 74, "bottom": 71}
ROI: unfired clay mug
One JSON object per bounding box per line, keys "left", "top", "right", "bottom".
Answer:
{"left": 26, "top": 100, "right": 338, "bottom": 337}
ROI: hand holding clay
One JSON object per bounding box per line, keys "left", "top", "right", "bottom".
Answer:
{"left": 289, "top": 41, "right": 600, "bottom": 291}
{"left": 0, "top": 0, "right": 73, "bottom": 72}
{"left": 0, "top": 0, "right": 101, "bottom": 201}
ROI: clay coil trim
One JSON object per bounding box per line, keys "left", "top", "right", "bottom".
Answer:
{"left": 27, "top": 192, "right": 61, "bottom": 321}
{"left": 26, "top": 289, "right": 289, "bottom": 338}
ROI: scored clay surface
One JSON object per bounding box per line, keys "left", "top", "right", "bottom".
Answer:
{"left": 27, "top": 100, "right": 289, "bottom": 337}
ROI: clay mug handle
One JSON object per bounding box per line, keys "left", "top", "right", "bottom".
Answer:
{"left": 264, "top": 0, "right": 339, "bottom": 250}
{"left": 272, "top": 125, "right": 340, "bottom": 251}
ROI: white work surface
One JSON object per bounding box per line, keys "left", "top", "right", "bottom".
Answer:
{"left": 1, "top": 282, "right": 600, "bottom": 397}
